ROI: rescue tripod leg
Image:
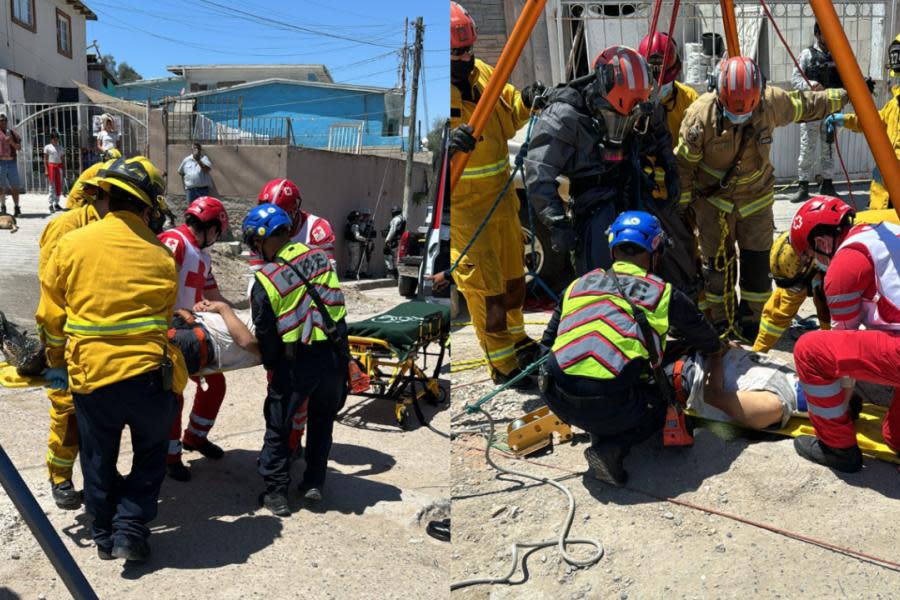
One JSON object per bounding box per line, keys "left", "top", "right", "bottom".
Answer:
{"left": 0, "top": 444, "right": 99, "bottom": 600}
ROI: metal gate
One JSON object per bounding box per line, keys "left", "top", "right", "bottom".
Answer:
{"left": 327, "top": 122, "right": 364, "bottom": 154}
{"left": 4, "top": 102, "right": 148, "bottom": 193}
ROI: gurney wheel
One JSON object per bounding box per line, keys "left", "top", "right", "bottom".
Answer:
{"left": 396, "top": 404, "right": 411, "bottom": 430}
{"left": 426, "top": 385, "right": 447, "bottom": 405}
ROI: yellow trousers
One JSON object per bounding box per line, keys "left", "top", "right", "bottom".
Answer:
{"left": 451, "top": 194, "right": 527, "bottom": 376}
{"left": 46, "top": 387, "right": 78, "bottom": 484}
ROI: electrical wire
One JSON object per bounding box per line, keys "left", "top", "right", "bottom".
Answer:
{"left": 450, "top": 408, "right": 604, "bottom": 590}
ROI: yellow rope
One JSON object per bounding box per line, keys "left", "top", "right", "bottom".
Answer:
{"left": 713, "top": 210, "right": 743, "bottom": 341}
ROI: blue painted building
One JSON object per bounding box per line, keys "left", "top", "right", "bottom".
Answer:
{"left": 111, "top": 64, "right": 406, "bottom": 150}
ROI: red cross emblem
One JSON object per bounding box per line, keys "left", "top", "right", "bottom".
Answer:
{"left": 184, "top": 261, "right": 207, "bottom": 304}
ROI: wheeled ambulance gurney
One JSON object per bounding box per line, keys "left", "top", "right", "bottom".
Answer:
{"left": 346, "top": 301, "right": 450, "bottom": 429}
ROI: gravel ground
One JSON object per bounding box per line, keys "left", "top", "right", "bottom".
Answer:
{"left": 450, "top": 191, "right": 900, "bottom": 598}
{"left": 0, "top": 197, "right": 450, "bottom": 599}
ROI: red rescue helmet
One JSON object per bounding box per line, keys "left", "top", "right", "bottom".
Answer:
{"left": 451, "top": 2, "right": 477, "bottom": 50}
{"left": 716, "top": 56, "right": 763, "bottom": 116}
{"left": 638, "top": 32, "right": 681, "bottom": 85}
{"left": 591, "top": 46, "right": 652, "bottom": 116}
{"left": 185, "top": 196, "right": 228, "bottom": 233}
{"left": 258, "top": 178, "right": 302, "bottom": 222}
{"left": 789, "top": 196, "right": 856, "bottom": 255}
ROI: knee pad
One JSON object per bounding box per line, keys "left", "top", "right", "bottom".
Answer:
{"left": 484, "top": 295, "right": 508, "bottom": 333}
{"left": 504, "top": 277, "right": 526, "bottom": 310}
{"left": 740, "top": 249, "right": 771, "bottom": 291}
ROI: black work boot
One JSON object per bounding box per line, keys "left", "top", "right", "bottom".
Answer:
{"left": 794, "top": 436, "right": 863, "bottom": 473}
{"left": 183, "top": 439, "right": 224, "bottom": 460}
{"left": 50, "top": 480, "right": 82, "bottom": 510}
{"left": 819, "top": 178, "right": 839, "bottom": 197}
{"left": 111, "top": 539, "right": 150, "bottom": 563}
{"left": 491, "top": 368, "right": 535, "bottom": 392}
{"left": 259, "top": 491, "right": 291, "bottom": 517}
{"left": 166, "top": 461, "right": 191, "bottom": 482}
{"left": 13, "top": 205, "right": 21, "bottom": 217}
{"left": 584, "top": 446, "right": 628, "bottom": 486}
{"left": 514, "top": 337, "right": 540, "bottom": 370}
{"left": 789, "top": 180, "right": 810, "bottom": 204}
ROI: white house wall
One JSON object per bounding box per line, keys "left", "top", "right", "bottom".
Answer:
{"left": 0, "top": 0, "right": 88, "bottom": 91}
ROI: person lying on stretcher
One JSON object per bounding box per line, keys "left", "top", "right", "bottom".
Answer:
{"left": 168, "top": 300, "right": 261, "bottom": 375}
{"left": 667, "top": 345, "right": 861, "bottom": 430}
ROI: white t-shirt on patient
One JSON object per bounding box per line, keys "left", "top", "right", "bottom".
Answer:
{"left": 194, "top": 309, "right": 261, "bottom": 374}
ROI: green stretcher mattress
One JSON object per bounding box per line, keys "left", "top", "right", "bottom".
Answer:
{"left": 348, "top": 301, "right": 451, "bottom": 360}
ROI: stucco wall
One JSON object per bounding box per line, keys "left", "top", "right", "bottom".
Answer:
{"left": 160, "top": 143, "right": 431, "bottom": 277}
{"left": 0, "top": 0, "right": 87, "bottom": 93}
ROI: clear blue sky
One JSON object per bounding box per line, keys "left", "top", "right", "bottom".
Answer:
{"left": 86, "top": 0, "right": 449, "bottom": 129}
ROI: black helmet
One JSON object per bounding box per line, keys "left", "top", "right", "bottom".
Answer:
{"left": 348, "top": 210, "right": 361, "bottom": 222}
{"left": 391, "top": 205, "right": 402, "bottom": 216}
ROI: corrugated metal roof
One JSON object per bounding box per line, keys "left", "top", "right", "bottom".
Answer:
{"left": 174, "top": 77, "right": 400, "bottom": 100}
{"left": 166, "top": 64, "right": 333, "bottom": 83}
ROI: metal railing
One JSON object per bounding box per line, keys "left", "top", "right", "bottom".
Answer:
{"left": 164, "top": 97, "right": 295, "bottom": 146}
{"left": 3, "top": 102, "right": 148, "bottom": 193}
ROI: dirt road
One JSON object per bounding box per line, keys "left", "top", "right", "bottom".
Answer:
{"left": 0, "top": 195, "right": 450, "bottom": 599}
{"left": 450, "top": 192, "right": 900, "bottom": 598}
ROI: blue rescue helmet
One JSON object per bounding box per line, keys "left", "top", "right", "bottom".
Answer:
{"left": 608, "top": 210, "right": 665, "bottom": 254}
{"left": 242, "top": 203, "right": 292, "bottom": 245}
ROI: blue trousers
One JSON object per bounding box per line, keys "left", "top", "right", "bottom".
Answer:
{"left": 185, "top": 186, "right": 210, "bottom": 202}
{"left": 574, "top": 202, "right": 618, "bottom": 276}
{"left": 259, "top": 345, "right": 347, "bottom": 494}
{"left": 73, "top": 370, "right": 176, "bottom": 549}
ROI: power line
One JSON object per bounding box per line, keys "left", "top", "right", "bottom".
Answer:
{"left": 193, "top": 0, "right": 401, "bottom": 49}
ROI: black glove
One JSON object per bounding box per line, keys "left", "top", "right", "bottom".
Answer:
{"left": 383, "top": 243, "right": 391, "bottom": 255}
{"left": 549, "top": 221, "right": 577, "bottom": 254}
{"left": 865, "top": 77, "right": 876, "bottom": 94}
{"left": 449, "top": 124, "right": 476, "bottom": 156}
{"left": 521, "top": 81, "right": 547, "bottom": 110}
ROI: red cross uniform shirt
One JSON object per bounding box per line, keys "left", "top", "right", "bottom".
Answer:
{"left": 247, "top": 210, "right": 337, "bottom": 274}
{"left": 159, "top": 224, "right": 218, "bottom": 310}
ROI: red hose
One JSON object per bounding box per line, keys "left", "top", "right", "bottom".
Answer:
{"left": 757, "top": 0, "right": 855, "bottom": 206}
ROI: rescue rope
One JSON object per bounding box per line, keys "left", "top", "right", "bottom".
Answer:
{"left": 756, "top": 0, "right": 856, "bottom": 207}
{"left": 455, "top": 437, "right": 900, "bottom": 574}
{"left": 713, "top": 211, "right": 744, "bottom": 340}
{"left": 450, "top": 407, "right": 604, "bottom": 590}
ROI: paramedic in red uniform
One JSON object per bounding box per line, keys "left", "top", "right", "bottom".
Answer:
{"left": 790, "top": 196, "right": 900, "bottom": 472}
{"left": 159, "top": 196, "right": 232, "bottom": 481}
{"left": 250, "top": 178, "right": 338, "bottom": 457}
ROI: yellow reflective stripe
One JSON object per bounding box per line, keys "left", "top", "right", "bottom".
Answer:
{"left": 461, "top": 158, "right": 508, "bottom": 180}
{"left": 788, "top": 90, "right": 804, "bottom": 122}
{"left": 760, "top": 319, "right": 786, "bottom": 335}
{"left": 64, "top": 316, "right": 169, "bottom": 336}
{"left": 679, "top": 192, "right": 692, "bottom": 206}
{"left": 706, "top": 294, "right": 725, "bottom": 304}
{"left": 46, "top": 450, "right": 75, "bottom": 467}
{"left": 705, "top": 196, "right": 734, "bottom": 213}
{"left": 733, "top": 169, "right": 764, "bottom": 186}
{"left": 741, "top": 289, "right": 772, "bottom": 303}
{"left": 487, "top": 345, "right": 515, "bottom": 361}
{"left": 508, "top": 325, "right": 525, "bottom": 335}
{"left": 738, "top": 191, "right": 775, "bottom": 218}
{"left": 675, "top": 142, "right": 701, "bottom": 162}
{"left": 698, "top": 162, "right": 726, "bottom": 179}
{"left": 827, "top": 89, "right": 842, "bottom": 114}
{"left": 37, "top": 324, "right": 66, "bottom": 347}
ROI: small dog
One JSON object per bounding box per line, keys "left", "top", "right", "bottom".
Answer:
{"left": 0, "top": 213, "right": 18, "bottom": 233}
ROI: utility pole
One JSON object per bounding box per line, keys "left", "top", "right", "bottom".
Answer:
{"left": 402, "top": 16, "right": 423, "bottom": 221}
{"left": 400, "top": 17, "right": 409, "bottom": 97}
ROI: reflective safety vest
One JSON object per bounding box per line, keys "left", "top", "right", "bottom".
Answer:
{"left": 835, "top": 221, "right": 900, "bottom": 330}
{"left": 551, "top": 261, "right": 672, "bottom": 380}
{"left": 255, "top": 242, "right": 347, "bottom": 345}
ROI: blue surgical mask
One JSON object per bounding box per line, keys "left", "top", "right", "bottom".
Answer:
{"left": 659, "top": 81, "right": 674, "bottom": 99}
{"left": 723, "top": 108, "right": 752, "bottom": 124}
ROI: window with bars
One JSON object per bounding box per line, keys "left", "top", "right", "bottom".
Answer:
{"left": 11, "top": 0, "right": 36, "bottom": 32}
{"left": 56, "top": 9, "right": 72, "bottom": 59}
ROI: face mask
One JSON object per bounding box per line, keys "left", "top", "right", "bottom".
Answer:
{"left": 659, "top": 81, "right": 674, "bottom": 99}
{"left": 451, "top": 57, "right": 475, "bottom": 84}
{"left": 723, "top": 108, "right": 752, "bottom": 125}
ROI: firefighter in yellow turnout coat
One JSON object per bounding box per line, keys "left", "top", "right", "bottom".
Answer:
{"left": 450, "top": 2, "right": 545, "bottom": 386}
{"left": 676, "top": 56, "right": 847, "bottom": 339}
